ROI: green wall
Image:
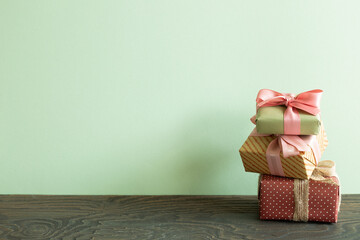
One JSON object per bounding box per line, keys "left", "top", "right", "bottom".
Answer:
{"left": 1, "top": 1, "right": 359, "bottom": 194}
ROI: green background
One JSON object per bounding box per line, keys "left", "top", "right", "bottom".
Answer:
{"left": 1, "top": 1, "right": 359, "bottom": 194}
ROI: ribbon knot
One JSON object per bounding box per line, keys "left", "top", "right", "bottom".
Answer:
{"left": 284, "top": 93, "right": 295, "bottom": 107}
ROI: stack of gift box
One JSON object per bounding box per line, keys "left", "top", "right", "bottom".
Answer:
{"left": 239, "top": 89, "right": 340, "bottom": 223}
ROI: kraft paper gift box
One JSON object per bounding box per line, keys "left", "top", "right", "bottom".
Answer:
{"left": 258, "top": 160, "right": 340, "bottom": 223}
{"left": 252, "top": 89, "right": 323, "bottom": 135}
{"left": 239, "top": 124, "right": 328, "bottom": 179}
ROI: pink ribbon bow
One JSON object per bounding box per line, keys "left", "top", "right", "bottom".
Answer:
{"left": 250, "top": 129, "right": 321, "bottom": 177}
{"left": 254, "top": 89, "right": 323, "bottom": 135}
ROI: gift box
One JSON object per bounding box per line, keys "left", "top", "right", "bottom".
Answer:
{"left": 252, "top": 89, "right": 323, "bottom": 135}
{"left": 239, "top": 124, "right": 328, "bottom": 179}
{"left": 255, "top": 106, "right": 321, "bottom": 135}
{"left": 258, "top": 160, "right": 340, "bottom": 223}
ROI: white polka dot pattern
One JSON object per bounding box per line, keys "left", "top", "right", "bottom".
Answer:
{"left": 259, "top": 175, "right": 340, "bottom": 223}
{"left": 259, "top": 175, "right": 294, "bottom": 221}
{"left": 308, "top": 176, "right": 339, "bottom": 222}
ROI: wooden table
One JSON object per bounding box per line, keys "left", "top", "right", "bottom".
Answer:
{"left": 0, "top": 195, "right": 358, "bottom": 239}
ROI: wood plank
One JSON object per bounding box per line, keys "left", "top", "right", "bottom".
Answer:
{"left": 0, "top": 195, "right": 358, "bottom": 239}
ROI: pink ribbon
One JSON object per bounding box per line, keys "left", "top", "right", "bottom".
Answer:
{"left": 252, "top": 89, "right": 323, "bottom": 135}
{"left": 250, "top": 129, "right": 321, "bottom": 176}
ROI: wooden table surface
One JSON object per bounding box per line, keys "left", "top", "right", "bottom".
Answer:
{"left": 0, "top": 195, "right": 358, "bottom": 240}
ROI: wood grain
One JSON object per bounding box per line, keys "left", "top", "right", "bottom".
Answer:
{"left": 0, "top": 195, "right": 358, "bottom": 239}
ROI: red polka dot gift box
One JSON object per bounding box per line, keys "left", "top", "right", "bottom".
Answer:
{"left": 258, "top": 161, "right": 340, "bottom": 223}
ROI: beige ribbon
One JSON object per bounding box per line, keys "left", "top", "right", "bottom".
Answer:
{"left": 293, "top": 160, "right": 340, "bottom": 222}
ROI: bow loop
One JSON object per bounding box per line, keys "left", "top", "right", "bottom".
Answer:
{"left": 278, "top": 135, "right": 311, "bottom": 158}
{"left": 311, "top": 160, "right": 337, "bottom": 180}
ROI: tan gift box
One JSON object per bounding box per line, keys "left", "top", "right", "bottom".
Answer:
{"left": 239, "top": 125, "right": 328, "bottom": 179}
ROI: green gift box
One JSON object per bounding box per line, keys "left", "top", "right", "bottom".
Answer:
{"left": 255, "top": 105, "right": 322, "bottom": 135}
{"left": 253, "top": 89, "right": 323, "bottom": 135}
